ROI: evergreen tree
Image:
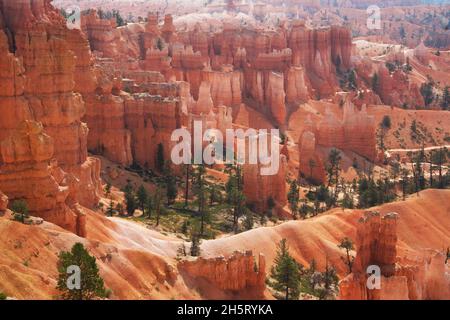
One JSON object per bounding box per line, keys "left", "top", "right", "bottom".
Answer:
{"left": 348, "top": 69, "right": 357, "bottom": 90}
{"left": 371, "top": 72, "right": 379, "bottom": 93}
{"left": 164, "top": 164, "right": 178, "bottom": 206}
{"left": 156, "top": 37, "right": 164, "bottom": 51}
{"left": 153, "top": 186, "right": 163, "bottom": 226}
{"left": 184, "top": 164, "right": 191, "bottom": 207}
{"left": 225, "top": 164, "right": 246, "bottom": 233}
{"left": 145, "top": 196, "right": 153, "bottom": 218}
{"left": 124, "top": 183, "right": 137, "bottom": 216}
{"left": 156, "top": 143, "right": 165, "bottom": 173}
{"left": 326, "top": 149, "right": 342, "bottom": 205}
{"left": 189, "top": 225, "right": 202, "bottom": 257}
{"left": 432, "top": 147, "right": 448, "bottom": 188}
{"left": 104, "top": 182, "right": 112, "bottom": 199}
{"left": 300, "top": 257, "right": 339, "bottom": 300}
{"left": 441, "top": 86, "right": 449, "bottom": 110}
{"left": 193, "top": 165, "right": 209, "bottom": 235}
{"left": 115, "top": 202, "right": 124, "bottom": 215}
{"left": 267, "top": 239, "right": 302, "bottom": 300}
{"left": 243, "top": 209, "right": 254, "bottom": 230}
{"left": 308, "top": 158, "right": 317, "bottom": 187}
{"left": 399, "top": 25, "right": 406, "bottom": 39}
{"left": 400, "top": 168, "right": 410, "bottom": 201}
{"left": 11, "top": 199, "right": 29, "bottom": 223}
{"left": 106, "top": 200, "right": 115, "bottom": 217}
{"left": 136, "top": 185, "right": 148, "bottom": 213}
{"left": 338, "top": 237, "right": 355, "bottom": 274}
{"left": 56, "top": 243, "right": 108, "bottom": 300}
{"left": 287, "top": 180, "right": 300, "bottom": 219}
{"left": 420, "top": 82, "right": 434, "bottom": 107}
{"left": 112, "top": 10, "right": 126, "bottom": 26}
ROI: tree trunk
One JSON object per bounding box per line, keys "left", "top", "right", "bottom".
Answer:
{"left": 184, "top": 165, "right": 189, "bottom": 207}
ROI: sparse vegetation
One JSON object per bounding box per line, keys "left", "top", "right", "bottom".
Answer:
{"left": 56, "top": 243, "right": 108, "bottom": 300}
{"left": 338, "top": 237, "right": 355, "bottom": 274}
{"left": 11, "top": 199, "right": 29, "bottom": 223}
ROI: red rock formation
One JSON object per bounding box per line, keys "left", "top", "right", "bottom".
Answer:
{"left": 161, "top": 14, "right": 177, "bottom": 44}
{"left": 0, "top": 0, "right": 101, "bottom": 213}
{"left": 0, "top": 121, "right": 85, "bottom": 236}
{"left": 319, "top": 100, "right": 377, "bottom": 160}
{"left": 298, "top": 116, "right": 327, "bottom": 183}
{"left": 179, "top": 250, "right": 266, "bottom": 297}
{"left": 266, "top": 72, "right": 287, "bottom": 126}
{"left": 124, "top": 93, "right": 182, "bottom": 169}
{"left": 377, "top": 64, "right": 424, "bottom": 108}
{"left": 0, "top": 191, "right": 8, "bottom": 214}
{"left": 202, "top": 68, "right": 243, "bottom": 107}
{"left": 243, "top": 153, "right": 287, "bottom": 215}
{"left": 82, "top": 9, "right": 119, "bottom": 58}
{"left": 340, "top": 211, "right": 450, "bottom": 300}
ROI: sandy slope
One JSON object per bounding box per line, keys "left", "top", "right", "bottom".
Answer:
{"left": 202, "top": 189, "right": 450, "bottom": 276}
{"left": 0, "top": 189, "right": 448, "bottom": 299}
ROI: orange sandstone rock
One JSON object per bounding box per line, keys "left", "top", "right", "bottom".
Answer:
{"left": 179, "top": 250, "right": 266, "bottom": 298}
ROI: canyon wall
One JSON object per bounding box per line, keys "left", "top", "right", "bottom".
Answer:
{"left": 80, "top": 12, "right": 352, "bottom": 128}
{"left": 0, "top": 0, "right": 100, "bottom": 235}
{"left": 243, "top": 153, "right": 288, "bottom": 215}
{"left": 179, "top": 250, "right": 266, "bottom": 298}
{"left": 339, "top": 211, "right": 450, "bottom": 300}
{"left": 299, "top": 99, "right": 378, "bottom": 183}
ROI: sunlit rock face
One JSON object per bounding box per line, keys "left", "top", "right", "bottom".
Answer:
{"left": 0, "top": 121, "right": 86, "bottom": 236}
{"left": 179, "top": 250, "right": 266, "bottom": 298}
{"left": 340, "top": 211, "right": 450, "bottom": 300}
{"left": 0, "top": 0, "right": 101, "bottom": 232}
{"left": 298, "top": 99, "right": 377, "bottom": 183}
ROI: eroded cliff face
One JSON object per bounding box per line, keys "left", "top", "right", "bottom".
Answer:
{"left": 298, "top": 99, "right": 378, "bottom": 183}
{"left": 0, "top": 0, "right": 100, "bottom": 233}
{"left": 0, "top": 121, "right": 86, "bottom": 236}
{"left": 243, "top": 153, "right": 288, "bottom": 215}
{"left": 0, "top": 191, "right": 7, "bottom": 214}
{"left": 179, "top": 250, "right": 266, "bottom": 298}
{"left": 80, "top": 11, "right": 352, "bottom": 129}
{"left": 339, "top": 210, "right": 450, "bottom": 300}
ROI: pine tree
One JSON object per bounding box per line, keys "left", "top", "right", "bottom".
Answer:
{"left": 193, "top": 165, "right": 208, "bottom": 235}
{"left": 348, "top": 69, "right": 357, "bottom": 90}
{"left": 145, "top": 196, "right": 153, "bottom": 218}
{"left": 11, "top": 199, "right": 29, "bottom": 223}
{"left": 441, "top": 86, "right": 449, "bottom": 110}
{"left": 156, "top": 143, "right": 165, "bottom": 173}
{"left": 420, "top": 82, "right": 434, "bottom": 107}
{"left": 308, "top": 158, "right": 316, "bottom": 188}
{"left": 106, "top": 200, "right": 115, "bottom": 217}
{"left": 153, "top": 187, "right": 163, "bottom": 226}
{"left": 190, "top": 226, "right": 202, "bottom": 257}
{"left": 164, "top": 164, "right": 178, "bottom": 206}
{"left": 287, "top": 180, "right": 300, "bottom": 219}
{"left": 338, "top": 237, "right": 355, "bottom": 274}
{"left": 56, "top": 243, "right": 108, "bottom": 300}
{"left": 243, "top": 209, "right": 254, "bottom": 230}
{"left": 112, "top": 9, "right": 126, "bottom": 26}
{"left": 156, "top": 37, "right": 164, "bottom": 51}
{"left": 432, "top": 147, "right": 448, "bottom": 188}
{"left": 124, "top": 183, "right": 137, "bottom": 216}
{"left": 371, "top": 72, "right": 379, "bottom": 93}
{"left": 104, "top": 182, "right": 112, "bottom": 199}
{"left": 326, "top": 149, "right": 342, "bottom": 205}
{"left": 400, "top": 168, "right": 410, "bottom": 200}
{"left": 184, "top": 164, "right": 191, "bottom": 207}
{"left": 136, "top": 185, "right": 148, "bottom": 213}
{"left": 115, "top": 202, "right": 124, "bottom": 215}
{"left": 267, "top": 239, "right": 302, "bottom": 300}
{"left": 225, "top": 164, "right": 246, "bottom": 233}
